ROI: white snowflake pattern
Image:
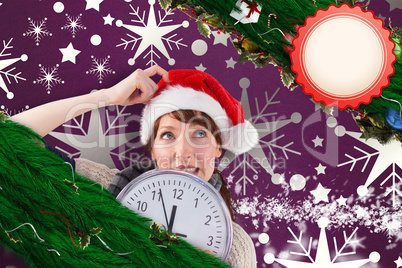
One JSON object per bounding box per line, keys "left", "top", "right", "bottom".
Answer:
{"left": 115, "top": 0, "right": 189, "bottom": 66}
{"left": 219, "top": 82, "right": 302, "bottom": 195}
{"left": 33, "top": 64, "right": 64, "bottom": 94}
{"left": 1, "top": 104, "right": 30, "bottom": 116}
{"left": 23, "top": 17, "right": 52, "bottom": 45}
{"left": 338, "top": 131, "right": 402, "bottom": 207}
{"left": 50, "top": 105, "right": 139, "bottom": 168}
{"left": 61, "top": 14, "right": 86, "bottom": 38}
{"left": 0, "top": 38, "right": 27, "bottom": 99}
{"left": 86, "top": 56, "right": 115, "bottom": 84}
{"left": 235, "top": 195, "right": 402, "bottom": 237}
{"left": 265, "top": 218, "right": 380, "bottom": 267}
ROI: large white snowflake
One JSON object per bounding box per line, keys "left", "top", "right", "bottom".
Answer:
{"left": 61, "top": 13, "right": 86, "bottom": 38}
{"left": 265, "top": 218, "right": 380, "bottom": 267}
{"left": 115, "top": 0, "right": 189, "bottom": 66}
{"left": 49, "top": 104, "right": 139, "bottom": 168}
{"left": 86, "top": 55, "right": 115, "bottom": 84}
{"left": 33, "top": 64, "right": 64, "bottom": 94}
{"left": 338, "top": 131, "right": 402, "bottom": 207}
{"left": 23, "top": 17, "right": 52, "bottom": 45}
{"left": 219, "top": 78, "right": 302, "bottom": 195}
{"left": 0, "top": 38, "right": 27, "bottom": 99}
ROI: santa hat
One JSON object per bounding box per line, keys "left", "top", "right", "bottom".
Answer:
{"left": 140, "top": 69, "right": 259, "bottom": 154}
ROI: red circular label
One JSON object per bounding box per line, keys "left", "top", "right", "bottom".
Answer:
{"left": 291, "top": 4, "right": 396, "bottom": 110}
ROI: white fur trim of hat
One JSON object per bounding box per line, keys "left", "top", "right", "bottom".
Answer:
{"left": 140, "top": 69, "right": 259, "bottom": 155}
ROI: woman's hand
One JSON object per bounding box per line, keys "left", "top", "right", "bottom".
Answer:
{"left": 104, "top": 65, "right": 169, "bottom": 106}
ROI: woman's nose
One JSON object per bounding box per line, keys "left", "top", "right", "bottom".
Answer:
{"left": 174, "top": 135, "right": 193, "bottom": 159}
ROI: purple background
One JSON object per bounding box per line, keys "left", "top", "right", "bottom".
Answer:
{"left": 1, "top": 0, "right": 402, "bottom": 267}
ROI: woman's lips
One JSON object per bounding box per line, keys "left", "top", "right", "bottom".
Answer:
{"left": 176, "top": 165, "right": 200, "bottom": 174}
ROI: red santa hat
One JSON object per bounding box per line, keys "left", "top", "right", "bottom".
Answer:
{"left": 140, "top": 69, "right": 259, "bottom": 154}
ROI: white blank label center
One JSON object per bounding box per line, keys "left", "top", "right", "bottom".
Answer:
{"left": 304, "top": 17, "right": 383, "bottom": 96}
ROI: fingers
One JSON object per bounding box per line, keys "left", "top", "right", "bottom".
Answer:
{"left": 143, "top": 65, "right": 169, "bottom": 83}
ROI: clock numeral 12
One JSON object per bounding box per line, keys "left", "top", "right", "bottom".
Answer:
{"left": 173, "top": 188, "right": 183, "bottom": 200}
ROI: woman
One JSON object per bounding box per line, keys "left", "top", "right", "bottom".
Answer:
{"left": 11, "top": 65, "right": 258, "bottom": 267}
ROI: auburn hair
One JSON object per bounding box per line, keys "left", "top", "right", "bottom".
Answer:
{"left": 144, "top": 110, "right": 236, "bottom": 221}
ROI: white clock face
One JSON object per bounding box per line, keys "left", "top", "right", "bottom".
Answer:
{"left": 117, "top": 170, "right": 232, "bottom": 260}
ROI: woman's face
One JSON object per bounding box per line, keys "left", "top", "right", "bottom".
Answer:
{"left": 151, "top": 114, "right": 222, "bottom": 182}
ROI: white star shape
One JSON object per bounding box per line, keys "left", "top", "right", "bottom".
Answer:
{"left": 336, "top": 195, "right": 347, "bottom": 206}
{"left": 59, "top": 43, "right": 80, "bottom": 64}
{"left": 387, "top": 0, "right": 402, "bottom": 11}
{"left": 310, "top": 183, "right": 331, "bottom": 203}
{"left": 225, "top": 57, "right": 236, "bottom": 69}
{"left": 195, "top": 63, "right": 206, "bottom": 72}
{"left": 315, "top": 163, "right": 326, "bottom": 175}
{"left": 226, "top": 174, "right": 234, "bottom": 184}
{"left": 117, "top": 1, "right": 187, "bottom": 66}
{"left": 211, "top": 31, "right": 230, "bottom": 46}
{"left": 86, "top": 0, "right": 103, "bottom": 11}
{"left": 312, "top": 135, "right": 324, "bottom": 147}
{"left": 395, "top": 256, "right": 402, "bottom": 267}
{"left": 377, "top": 14, "right": 387, "bottom": 22}
{"left": 103, "top": 14, "right": 114, "bottom": 25}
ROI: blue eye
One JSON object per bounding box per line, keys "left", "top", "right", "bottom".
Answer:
{"left": 161, "top": 132, "right": 175, "bottom": 140}
{"left": 194, "top": 130, "right": 206, "bottom": 138}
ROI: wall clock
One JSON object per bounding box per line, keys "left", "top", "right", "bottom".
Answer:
{"left": 116, "top": 169, "right": 233, "bottom": 260}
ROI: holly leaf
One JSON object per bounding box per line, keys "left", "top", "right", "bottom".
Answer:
{"left": 280, "top": 71, "right": 295, "bottom": 88}
{"left": 6, "top": 232, "right": 22, "bottom": 243}
{"left": 170, "top": 0, "right": 187, "bottom": 9}
{"left": 320, "top": 102, "right": 335, "bottom": 115}
{"left": 158, "top": 0, "right": 172, "bottom": 10}
{"left": 197, "top": 21, "right": 211, "bottom": 38}
{"left": 63, "top": 179, "right": 79, "bottom": 194}
{"left": 194, "top": 6, "right": 206, "bottom": 15}
{"left": 0, "top": 111, "right": 8, "bottom": 123}
{"left": 89, "top": 227, "right": 102, "bottom": 236}
{"left": 150, "top": 222, "right": 161, "bottom": 237}
{"left": 393, "top": 27, "right": 402, "bottom": 40}
{"left": 80, "top": 234, "right": 91, "bottom": 250}
{"left": 198, "top": 13, "right": 218, "bottom": 22}
{"left": 241, "top": 38, "right": 259, "bottom": 53}
{"left": 167, "top": 235, "right": 180, "bottom": 245}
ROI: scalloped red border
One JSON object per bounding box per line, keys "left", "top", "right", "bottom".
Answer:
{"left": 291, "top": 4, "right": 396, "bottom": 110}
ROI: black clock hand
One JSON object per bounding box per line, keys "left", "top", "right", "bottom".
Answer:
{"left": 159, "top": 189, "right": 169, "bottom": 227}
{"left": 167, "top": 205, "right": 187, "bottom": 238}
{"left": 159, "top": 189, "right": 187, "bottom": 238}
{"left": 167, "top": 205, "right": 177, "bottom": 232}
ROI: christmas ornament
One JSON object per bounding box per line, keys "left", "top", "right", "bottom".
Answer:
{"left": 385, "top": 107, "right": 402, "bottom": 130}
{"left": 117, "top": 169, "right": 233, "bottom": 260}
{"left": 291, "top": 3, "right": 396, "bottom": 110}
{"left": 230, "top": 0, "right": 262, "bottom": 24}
{"left": 393, "top": 38, "right": 402, "bottom": 61}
